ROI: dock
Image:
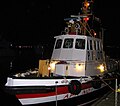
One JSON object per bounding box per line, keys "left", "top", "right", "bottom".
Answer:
{"left": 91, "top": 91, "right": 120, "bottom": 106}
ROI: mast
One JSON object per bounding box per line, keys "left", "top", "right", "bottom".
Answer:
{"left": 64, "top": 0, "right": 96, "bottom": 37}
{"left": 82, "top": 0, "right": 92, "bottom": 35}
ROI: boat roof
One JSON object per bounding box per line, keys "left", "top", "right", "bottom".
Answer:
{"left": 54, "top": 34, "right": 102, "bottom": 41}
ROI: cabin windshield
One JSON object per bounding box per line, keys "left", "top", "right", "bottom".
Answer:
{"left": 55, "top": 39, "right": 62, "bottom": 49}
{"left": 63, "top": 38, "right": 73, "bottom": 48}
{"left": 75, "top": 39, "right": 85, "bottom": 49}
{"left": 55, "top": 38, "right": 85, "bottom": 49}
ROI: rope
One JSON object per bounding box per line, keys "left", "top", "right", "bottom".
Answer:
{"left": 80, "top": 21, "right": 93, "bottom": 37}
{"left": 100, "top": 78, "right": 115, "bottom": 91}
{"left": 92, "top": 77, "right": 120, "bottom": 92}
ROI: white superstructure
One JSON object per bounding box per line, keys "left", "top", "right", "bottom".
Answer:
{"left": 50, "top": 34, "right": 107, "bottom": 77}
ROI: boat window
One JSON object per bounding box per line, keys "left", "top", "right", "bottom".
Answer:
{"left": 75, "top": 39, "right": 85, "bottom": 49}
{"left": 97, "top": 41, "right": 100, "bottom": 50}
{"left": 90, "top": 40, "right": 93, "bottom": 50}
{"left": 87, "top": 40, "right": 89, "bottom": 50}
{"left": 63, "top": 38, "right": 73, "bottom": 48}
{"left": 99, "top": 41, "right": 102, "bottom": 50}
{"left": 94, "top": 41, "right": 96, "bottom": 50}
{"left": 55, "top": 39, "right": 62, "bottom": 49}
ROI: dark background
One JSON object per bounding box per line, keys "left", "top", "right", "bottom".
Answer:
{"left": 0, "top": 0, "right": 120, "bottom": 70}
{"left": 0, "top": 0, "right": 120, "bottom": 46}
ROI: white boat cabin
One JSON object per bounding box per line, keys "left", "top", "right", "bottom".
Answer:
{"left": 51, "top": 34, "right": 107, "bottom": 77}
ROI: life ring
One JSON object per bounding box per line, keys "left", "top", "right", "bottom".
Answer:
{"left": 75, "top": 23, "right": 80, "bottom": 29}
{"left": 68, "top": 80, "right": 81, "bottom": 95}
{"left": 91, "top": 77, "right": 101, "bottom": 89}
{"left": 65, "top": 27, "right": 69, "bottom": 34}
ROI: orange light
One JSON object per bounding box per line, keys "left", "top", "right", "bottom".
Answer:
{"left": 94, "top": 32, "right": 96, "bottom": 36}
{"left": 86, "top": 2, "right": 90, "bottom": 7}
{"left": 84, "top": 2, "right": 90, "bottom": 8}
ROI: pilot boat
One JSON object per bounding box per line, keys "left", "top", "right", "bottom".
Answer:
{"left": 4, "top": 0, "right": 112, "bottom": 106}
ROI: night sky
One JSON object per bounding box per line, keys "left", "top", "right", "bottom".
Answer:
{"left": 0, "top": 0, "right": 120, "bottom": 58}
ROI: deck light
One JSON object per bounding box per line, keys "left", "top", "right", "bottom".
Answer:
{"left": 97, "top": 64, "right": 105, "bottom": 73}
{"left": 76, "top": 63, "right": 84, "bottom": 72}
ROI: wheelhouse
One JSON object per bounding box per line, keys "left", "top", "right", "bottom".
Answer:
{"left": 51, "top": 35, "right": 87, "bottom": 61}
{"left": 50, "top": 34, "right": 106, "bottom": 77}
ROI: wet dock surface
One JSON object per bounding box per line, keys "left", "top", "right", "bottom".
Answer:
{"left": 91, "top": 91, "right": 120, "bottom": 106}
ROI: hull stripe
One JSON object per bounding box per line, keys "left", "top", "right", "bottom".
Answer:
{"left": 16, "top": 86, "right": 68, "bottom": 99}
{"left": 16, "top": 82, "right": 92, "bottom": 99}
